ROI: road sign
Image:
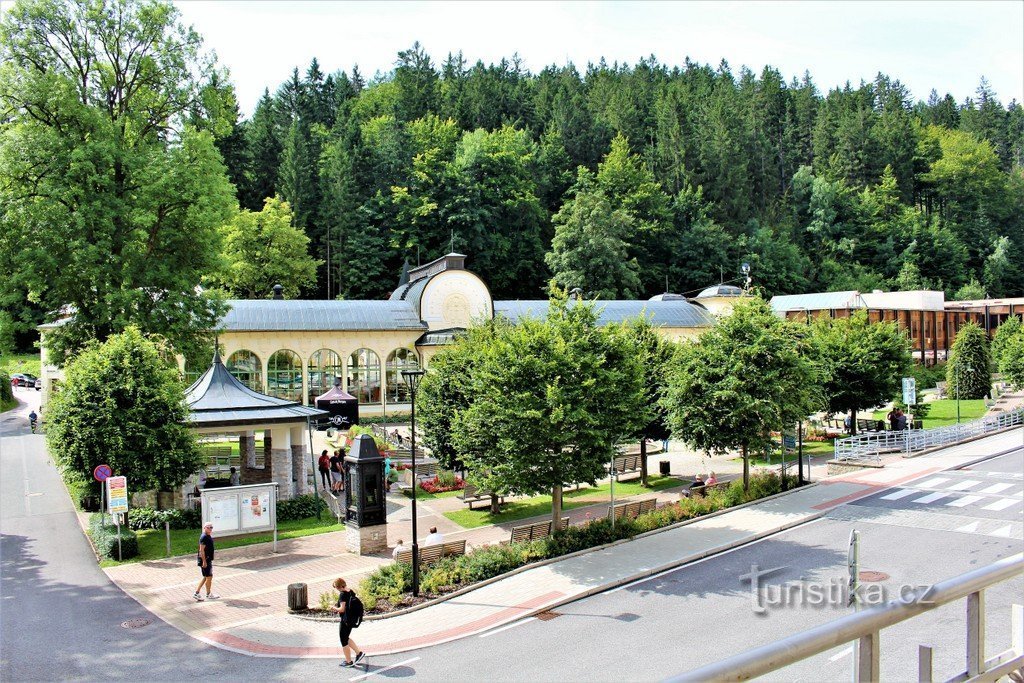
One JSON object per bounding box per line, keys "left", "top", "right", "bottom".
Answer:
{"left": 107, "top": 476, "right": 128, "bottom": 514}
{"left": 93, "top": 464, "right": 112, "bottom": 482}
{"left": 902, "top": 377, "right": 917, "bottom": 406}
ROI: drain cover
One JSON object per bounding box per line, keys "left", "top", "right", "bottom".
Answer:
{"left": 535, "top": 611, "right": 561, "bottom": 621}
{"left": 121, "top": 618, "right": 151, "bottom": 629}
{"left": 859, "top": 570, "right": 890, "bottom": 582}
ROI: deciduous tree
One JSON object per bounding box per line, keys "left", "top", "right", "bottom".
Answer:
{"left": 947, "top": 322, "right": 992, "bottom": 400}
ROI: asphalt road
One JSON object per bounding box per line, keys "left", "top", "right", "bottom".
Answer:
{"left": 2, "top": 390, "right": 1021, "bottom": 682}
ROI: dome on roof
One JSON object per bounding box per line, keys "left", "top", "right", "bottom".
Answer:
{"left": 648, "top": 293, "right": 686, "bottom": 301}
{"left": 697, "top": 284, "right": 744, "bottom": 299}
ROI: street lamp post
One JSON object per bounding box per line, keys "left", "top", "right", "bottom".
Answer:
{"left": 401, "top": 367, "right": 426, "bottom": 597}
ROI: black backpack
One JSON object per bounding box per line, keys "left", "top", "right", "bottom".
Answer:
{"left": 340, "top": 591, "right": 364, "bottom": 628}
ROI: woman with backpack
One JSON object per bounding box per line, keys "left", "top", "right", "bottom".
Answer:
{"left": 330, "top": 577, "right": 365, "bottom": 667}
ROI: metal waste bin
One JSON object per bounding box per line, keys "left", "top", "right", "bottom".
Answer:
{"left": 659, "top": 460, "right": 671, "bottom": 476}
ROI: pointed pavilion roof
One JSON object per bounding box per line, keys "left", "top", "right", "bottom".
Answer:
{"left": 186, "top": 350, "right": 327, "bottom": 428}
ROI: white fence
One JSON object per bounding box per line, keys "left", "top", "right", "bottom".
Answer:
{"left": 834, "top": 407, "right": 1023, "bottom": 463}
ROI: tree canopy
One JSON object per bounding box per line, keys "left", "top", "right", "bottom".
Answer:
{"left": 45, "top": 327, "right": 202, "bottom": 493}
{"left": 0, "top": 0, "right": 236, "bottom": 362}
{"left": 946, "top": 322, "right": 992, "bottom": 400}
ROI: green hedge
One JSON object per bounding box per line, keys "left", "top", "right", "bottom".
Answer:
{"left": 0, "top": 371, "right": 13, "bottom": 406}
{"left": 277, "top": 494, "right": 328, "bottom": 521}
{"left": 361, "top": 472, "right": 798, "bottom": 610}
{"left": 89, "top": 514, "right": 139, "bottom": 560}
{"left": 127, "top": 506, "right": 202, "bottom": 530}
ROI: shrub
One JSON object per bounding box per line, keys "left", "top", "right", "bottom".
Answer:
{"left": 127, "top": 506, "right": 202, "bottom": 530}
{"left": 359, "top": 561, "right": 412, "bottom": 610}
{"left": 277, "top": 494, "right": 329, "bottom": 521}
{"left": 419, "top": 473, "right": 465, "bottom": 493}
{"left": 89, "top": 514, "right": 139, "bottom": 560}
{"left": 319, "top": 589, "right": 339, "bottom": 611}
{"left": 0, "top": 371, "right": 13, "bottom": 406}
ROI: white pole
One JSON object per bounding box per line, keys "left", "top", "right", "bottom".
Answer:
{"left": 610, "top": 453, "right": 616, "bottom": 530}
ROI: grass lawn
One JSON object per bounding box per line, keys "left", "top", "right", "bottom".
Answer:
{"left": 737, "top": 439, "right": 835, "bottom": 467}
{"left": 401, "top": 487, "right": 464, "bottom": 501}
{"left": 443, "top": 475, "right": 684, "bottom": 529}
{"left": 100, "top": 515, "right": 344, "bottom": 566}
{"left": 0, "top": 352, "right": 40, "bottom": 377}
{"left": 0, "top": 398, "right": 15, "bottom": 413}
{"left": 873, "top": 399, "right": 986, "bottom": 428}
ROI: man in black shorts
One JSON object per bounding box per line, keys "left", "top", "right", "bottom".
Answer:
{"left": 193, "top": 523, "right": 220, "bottom": 601}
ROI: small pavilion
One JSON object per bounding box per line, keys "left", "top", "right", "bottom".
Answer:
{"left": 185, "top": 351, "right": 328, "bottom": 500}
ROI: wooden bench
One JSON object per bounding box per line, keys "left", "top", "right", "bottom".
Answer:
{"left": 609, "top": 454, "right": 642, "bottom": 481}
{"left": 856, "top": 418, "right": 884, "bottom": 433}
{"left": 394, "top": 539, "right": 467, "bottom": 565}
{"left": 400, "top": 460, "right": 438, "bottom": 486}
{"left": 685, "top": 480, "right": 731, "bottom": 498}
{"left": 607, "top": 497, "right": 657, "bottom": 521}
{"left": 508, "top": 517, "right": 570, "bottom": 544}
{"left": 457, "top": 483, "right": 505, "bottom": 510}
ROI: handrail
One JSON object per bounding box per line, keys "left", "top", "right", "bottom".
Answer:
{"left": 835, "top": 407, "right": 1023, "bottom": 462}
{"left": 667, "top": 553, "right": 1024, "bottom": 682}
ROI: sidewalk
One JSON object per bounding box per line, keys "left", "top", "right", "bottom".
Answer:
{"left": 103, "top": 428, "right": 1023, "bottom": 658}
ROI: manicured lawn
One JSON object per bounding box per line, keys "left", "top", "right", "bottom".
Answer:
{"left": 443, "top": 475, "right": 684, "bottom": 529}
{"left": 872, "top": 399, "right": 986, "bottom": 428}
{"left": 401, "top": 487, "right": 464, "bottom": 501}
{"left": 737, "top": 439, "right": 835, "bottom": 467}
{"left": 100, "top": 515, "right": 344, "bottom": 566}
{"left": 0, "top": 352, "right": 40, "bottom": 377}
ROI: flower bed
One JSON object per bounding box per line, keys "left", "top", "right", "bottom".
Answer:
{"left": 357, "top": 471, "right": 800, "bottom": 614}
{"left": 419, "top": 473, "right": 465, "bottom": 494}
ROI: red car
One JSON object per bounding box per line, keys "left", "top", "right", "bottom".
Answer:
{"left": 9, "top": 373, "right": 37, "bottom": 387}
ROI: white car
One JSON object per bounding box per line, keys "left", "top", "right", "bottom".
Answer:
{"left": 34, "top": 378, "right": 42, "bottom": 390}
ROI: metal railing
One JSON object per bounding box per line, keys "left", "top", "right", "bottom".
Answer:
{"left": 834, "top": 407, "right": 1023, "bottom": 463}
{"left": 668, "top": 553, "right": 1024, "bottom": 683}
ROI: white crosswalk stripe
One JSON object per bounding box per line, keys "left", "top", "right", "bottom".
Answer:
{"left": 956, "top": 521, "right": 980, "bottom": 533}
{"left": 881, "top": 489, "right": 916, "bottom": 501}
{"left": 946, "top": 495, "right": 985, "bottom": 508}
{"left": 977, "top": 483, "right": 1014, "bottom": 494}
{"left": 989, "top": 525, "right": 1015, "bottom": 538}
{"left": 917, "top": 478, "right": 951, "bottom": 488}
{"left": 912, "top": 492, "right": 949, "bottom": 504}
{"left": 982, "top": 498, "right": 1021, "bottom": 511}
{"left": 946, "top": 480, "right": 982, "bottom": 491}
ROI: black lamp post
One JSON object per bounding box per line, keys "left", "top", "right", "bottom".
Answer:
{"left": 401, "top": 367, "right": 426, "bottom": 597}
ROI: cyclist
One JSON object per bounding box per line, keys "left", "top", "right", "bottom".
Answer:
{"left": 28, "top": 410, "right": 38, "bottom": 433}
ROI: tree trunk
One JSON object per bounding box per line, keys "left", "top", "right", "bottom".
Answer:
{"left": 640, "top": 438, "right": 648, "bottom": 487}
{"left": 742, "top": 444, "right": 750, "bottom": 492}
{"left": 489, "top": 492, "right": 500, "bottom": 515}
{"left": 850, "top": 408, "right": 857, "bottom": 435}
{"left": 551, "top": 485, "right": 563, "bottom": 531}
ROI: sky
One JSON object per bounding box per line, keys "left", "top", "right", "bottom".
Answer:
{"left": 172, "top": 0, "right": 1024, "bottom": 119}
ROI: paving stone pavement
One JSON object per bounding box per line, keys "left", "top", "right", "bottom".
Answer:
{"left": 101, "top": 427, "right": 1022, "bottom": 658}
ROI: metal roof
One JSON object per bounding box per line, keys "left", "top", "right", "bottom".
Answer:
{"left": 416, "top": 328, "right": 467, "bottom": 346}
{"left": 493, "top": 300, "right": 715, "bottom": 328}
{"left": 696, "top": 284, "right": 744, "bottom": 298}
{"left": 186, "top": 352, "right": 327, "bottom": 428}
{"left": 220, "top": 300, "right": 426, "bottom": 332}
{"left": 769, "top": 291, "right": 865, "bottom": 313}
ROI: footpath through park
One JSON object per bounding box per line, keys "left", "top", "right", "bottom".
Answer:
{"left": 103, "top": 427, "right": 1024, "bottom": 658}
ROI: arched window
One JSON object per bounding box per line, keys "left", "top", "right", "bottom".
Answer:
{"left": 308, "top": 349, "right": 343, "bottom": 405}
{"left": 385, "top": 348, "right": 420, "bottom": 403}
{"left": 226, "top": 350, "right": 263, "bottom": 392}
{"left": 267, "top": 350, "right": 302, "bottom": 402}
{"left": 347, "top": 348, "right": 381, "bottom": 404}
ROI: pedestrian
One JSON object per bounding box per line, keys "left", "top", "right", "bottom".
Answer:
{"left": 193, "top": 523, "right": 219, "bottom": 602}
{"left": 197, "top": 468, "right": 208, "bottom": 490}
{"left": 424, "top": 526, "right": 443, "bottom": 546}
{"left": 229, "top": 466, "right": 240, "bottom": 486}
{"left": 887, "top": 408, "right": 898, "bottom": 432}
{"left": 896, "top": 409, "right": 908, "bottom": 431}
{"left": 843, "top": 414, "right": 852, "bottom": 433}
{"left": 661, "top": 436, "right": 669, "bottom": 452}
{"left": 392, "top": 539, "right": 406, "bottom": 561}
{"left": 330, "top": 450, "right": 343, "bottom": 493}
{"left": 383, "top": 454, "right": 392, "bottom": 492}
{"left": 330, "top": 578, "right": 365, "bottom": 668}
{"left": 318, "top": 449, "right": 331, "bottom": 490}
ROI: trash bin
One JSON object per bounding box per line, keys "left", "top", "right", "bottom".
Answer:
{"left": 659, "top": 460, "right": 671, "bottom": 476}
{"left": 287, "top": 583, "right": 308, "bottom": 612}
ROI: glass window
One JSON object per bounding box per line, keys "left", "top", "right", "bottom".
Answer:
{"left": 347, "top": 348, "right": 381, "bottom": 404}
{"left": 308, "top": 349, "right": 343, "bottom": 405}
{"left": 226, "top": 350, "right": 263, "bottom": 392}
{"left": 267, "top": 350, "right": 302, "bottom": 402}
{"left": 385, "top": 348, "right": 420, "bottom": 403}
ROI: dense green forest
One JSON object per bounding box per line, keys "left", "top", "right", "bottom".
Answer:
{"left": 220, "top": 44, "right": 1024, "bottom": 301}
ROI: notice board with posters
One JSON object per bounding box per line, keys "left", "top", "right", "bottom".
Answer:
{"left": 200, "top": 483, "right": 277, "bottom": 537}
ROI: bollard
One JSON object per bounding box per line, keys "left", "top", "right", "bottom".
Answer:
{"left": 287, "top": 583, "right": 308, "bottom": 612}
{"left": 165, "top": 520, "right": 171, "bottom": 557}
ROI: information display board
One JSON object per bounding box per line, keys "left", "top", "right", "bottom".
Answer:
{"left": 107, "top": 476, "right": 128, "bottom": 514}
{"left": 200, "top": 483, "right": 277, "bottom": 537}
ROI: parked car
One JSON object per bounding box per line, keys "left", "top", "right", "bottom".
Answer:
{"left": 10, "top": 373, "right": 37, "bottom": 387}
{"left": 34, "top": 378, "right": 42, "bottom": 390}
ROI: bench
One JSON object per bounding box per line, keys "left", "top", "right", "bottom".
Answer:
{"left": 508, "top": 517, "right": 570, "bottom": 544}
{"left": 400, "top": 460, "right": 438, "bottom": 486}
{"left": 394, "top": 539, "right": 467, "bottom": 565}
{"left": 856, "top": 418, "right": 884, "bottom": 433}
{"left": 684, "top": 480, "right": 731, "bottom": 499}
{"left": 458, "top": 483, "right": 505, "bottom": 510}
{"left": 607, "top": 497, "right": 657, "bottom": 521}
{"left": 609, "top": 454, "right": 642, "bottom": 481}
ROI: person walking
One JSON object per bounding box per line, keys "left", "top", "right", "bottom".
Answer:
{"left": 330, "top": 578, "right": 365, "bottom": 668}
{"left": 229, "top": 466, "right": 240, "bottom": 486}
{"left": 383, "top": 454, "right": 392, "bottom": 492}
{"left": 330, "top": 450, "right": 344, "bottom": 493}
{"left": 318, "top": 450, "right": 331, "bottom": 490}
{"left": 193, "top": 523, "right": 219, "bottom": 602}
